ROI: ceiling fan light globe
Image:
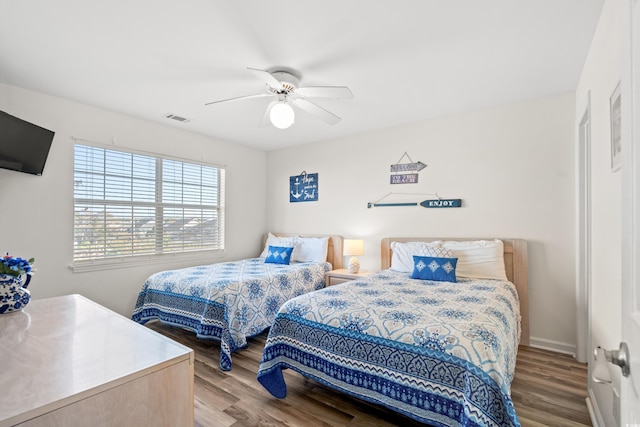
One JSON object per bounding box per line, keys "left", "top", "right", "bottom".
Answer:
{"left": 270, "top": 103, "right": 295, "bottom": 129}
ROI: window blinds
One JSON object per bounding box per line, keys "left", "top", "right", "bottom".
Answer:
{"left": 73, "top": 144, "right": 225, "bottom": 261}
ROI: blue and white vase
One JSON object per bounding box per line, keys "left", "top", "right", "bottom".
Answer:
{"left": 0, "top": 274, "right": 31, "bottom": 314}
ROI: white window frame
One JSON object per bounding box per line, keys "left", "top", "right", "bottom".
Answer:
{"left": 72, "top": 143, "right": 225, "bottom": 272}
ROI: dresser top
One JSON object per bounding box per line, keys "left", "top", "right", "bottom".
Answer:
{"left": 0, "top": 294, "right": 193, "bottom": 426}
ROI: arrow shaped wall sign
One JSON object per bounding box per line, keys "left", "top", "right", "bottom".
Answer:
{"left": 389, "top": 161, "right": 427, "bottom": 173}
{"left": 389, "top": 162, "right": 427, "bottom": 184}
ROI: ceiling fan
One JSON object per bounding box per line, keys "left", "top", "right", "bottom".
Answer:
{"left": 205, "top": 68, "right": 353, "bottom": 129}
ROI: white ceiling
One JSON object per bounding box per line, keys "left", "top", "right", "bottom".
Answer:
{"left": 0, "top": 0, "right": 603, "bottom": 151}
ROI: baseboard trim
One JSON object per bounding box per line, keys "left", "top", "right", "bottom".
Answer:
{"left": 529, "top": 336, "right": 576, "bottom": 357}
{"left": 587, "top": 390, "right": 605, "bottom": 427}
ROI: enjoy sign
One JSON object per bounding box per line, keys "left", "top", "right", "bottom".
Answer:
{"left": 419, "top": 199, "right": 462, "bottom": 208}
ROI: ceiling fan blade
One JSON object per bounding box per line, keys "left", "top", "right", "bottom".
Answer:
{"left": 291, "top": 97, "right": 341, "bottom": 125}
{"left": 247, "top": 67, "right": 284, "bottom": 91}
{"left": 295, "top": 86, "right": 353, "bottom": 99}
{"left": 258, "top": 100, "right": 278, "bottom": 127}
{"left": 205, "top": 93, "right": 273, "bottom": 106}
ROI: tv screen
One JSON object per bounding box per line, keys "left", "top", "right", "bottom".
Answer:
{"left": 0, "top": 111, "right": 55, "bottom": 176}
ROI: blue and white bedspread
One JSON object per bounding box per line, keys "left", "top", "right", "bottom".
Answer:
{"left": 257, "top": 270, "right": 521, "bottom": 427}
{"left": 131, "top": 258, "right": 331, "bottom": 371}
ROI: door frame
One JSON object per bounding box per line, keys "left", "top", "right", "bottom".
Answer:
{"left": 620, "top": 0, "right": 640, "bottom": 422}
{"left": 576, "top": 92, "right": 592, "bottom": 365}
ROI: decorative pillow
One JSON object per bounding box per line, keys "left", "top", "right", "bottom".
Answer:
{"left": 264, "top": 246, "right": 294, "bottom": 265}
{"left": 260, "top": 233, "right": 299, "bottom": 258}
{"left": 390, "top": 241, "right": 445, "bottom": 273}
{"left": 411, "top": 256, "right": 458, "bottom": 282}
{"left": 292, "top": 236, "right": 329, "bottom": 263}
{"left": 441, "top": 240, "right": 507, "bottom": 281}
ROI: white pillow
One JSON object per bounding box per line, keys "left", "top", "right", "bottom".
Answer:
{"left": 441, "top": 239, "right": 507, "bottom": 281}
{"left": 260, "top": 233, "right": 299, "bottom": 258}
{"left": 390, "top": 241, "right": 445, "bottom": 273}
{"left": 292, "top": 236, "right": 329, "bottom": 263}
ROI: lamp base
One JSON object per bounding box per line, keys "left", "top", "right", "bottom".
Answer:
{"left": 348, "top": 256, "right": 360, "bottom": 274}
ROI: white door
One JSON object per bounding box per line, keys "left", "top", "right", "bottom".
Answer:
{"left": 621, "top": 0, "right": 640, "bottom": 423}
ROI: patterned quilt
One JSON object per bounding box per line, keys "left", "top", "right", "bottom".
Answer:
{"left": 131, "top": 258, "right": 331, "bottom": 370}
{"left": 257, "top": 270, "right": 521, "bottom": 427}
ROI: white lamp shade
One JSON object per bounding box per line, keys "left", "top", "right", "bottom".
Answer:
{"left": 343, "top": 239, "right": 364, "bottom": 256}
{"left": 270, "top": 102, "right": 295, "bottom": 129}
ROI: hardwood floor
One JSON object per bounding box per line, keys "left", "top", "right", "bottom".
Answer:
{"left": 146, "top": 322, "right": 592, "bottom": 427}
{"left": 510, "top": 347, "right": 591, "bottom": 427}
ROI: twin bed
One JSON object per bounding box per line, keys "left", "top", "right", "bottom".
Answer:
{"left": 132, "top": 235, "right": 528, "bottom": 426}
{"left": 131, "top": 233, "right": 343, "bottom": 370}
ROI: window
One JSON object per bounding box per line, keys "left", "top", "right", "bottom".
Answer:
{"left": 73, "top": 144, "right": 225, "bottom": 264}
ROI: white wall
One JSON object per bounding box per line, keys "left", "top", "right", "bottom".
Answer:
{"left": 0, "top": 84, "right": 267, "bottom": 316}
{"left": 0, "top": 82, "right": 581, "bottom": 354}
{"left": 575, "top": 0, "right": 622, "bottom": 425}
{"left": 266, "top": 92, "right": 577, "bottom": 352}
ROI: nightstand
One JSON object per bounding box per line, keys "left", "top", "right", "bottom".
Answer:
{"left": 325, "top": 268, "right": 373, "bottom": 286}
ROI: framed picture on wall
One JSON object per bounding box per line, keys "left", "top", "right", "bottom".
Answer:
{"left": 289, "top": 171, "right": 318, "bottom": 202}
{"left": 610, "top": 81, "right": 622, "bottom": 172}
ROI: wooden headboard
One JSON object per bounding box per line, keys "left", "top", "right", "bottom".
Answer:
{"left": 380, "top": 237, "right": 529, "bottom": 346}
{"left": 262, "top": 233, "right": 344, "bottom": 269}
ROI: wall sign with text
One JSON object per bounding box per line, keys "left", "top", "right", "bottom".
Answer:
{"left": 290, "top": 172, "right": 318, "bottom": 203}
{"left": 420, "top": 199, "right": 462, "bottom": 208}
{"left": 390, "top": 152, "right": 426, "bottom": 184}
{"left": 368, "top": 198, "right": 463, "bottom": 208}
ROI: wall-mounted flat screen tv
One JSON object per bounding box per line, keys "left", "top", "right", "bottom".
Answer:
{"left": 0, "top": 110, "right": 55, "bottom": 176}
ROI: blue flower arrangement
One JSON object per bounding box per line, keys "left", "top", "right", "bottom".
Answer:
{"left": 0, "top": 253, "right": 35, "bottom": 277}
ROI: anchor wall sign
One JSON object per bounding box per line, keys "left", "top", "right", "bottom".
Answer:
{"left": 390, "top": 152, "right": 427, "bottom": 184}
{"left": 290, "top": 171, "right": 318, "bottom": 203}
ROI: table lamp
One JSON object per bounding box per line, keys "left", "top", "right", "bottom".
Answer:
{"left": 343, "top": 239, "right": 364, "bottom": 273}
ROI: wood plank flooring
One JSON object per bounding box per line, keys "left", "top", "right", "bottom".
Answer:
{"left": 146, "top": 322, "right": 592, "bottom": 427}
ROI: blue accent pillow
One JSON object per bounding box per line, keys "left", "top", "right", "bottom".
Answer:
{"left": 411, "top": 255, "right": 458, "bottom": 282}
{"left": 264, "top": 245, "right": 294, "bottom": 265}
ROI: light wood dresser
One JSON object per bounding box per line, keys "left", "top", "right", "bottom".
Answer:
{"left": 0, "top": 294, "right": 194, "bottom": 427}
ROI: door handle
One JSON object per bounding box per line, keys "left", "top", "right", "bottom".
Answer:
{"left": 593, "top": 342, "right": 630, "bottom": 384}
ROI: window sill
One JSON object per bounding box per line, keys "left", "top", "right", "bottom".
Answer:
{"left": 70, "top": 250, "right": 225, "bottom": 273}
